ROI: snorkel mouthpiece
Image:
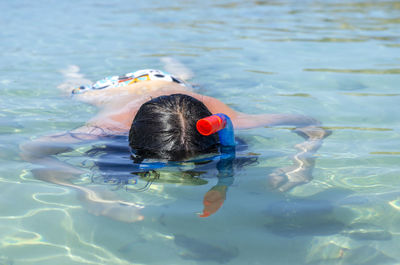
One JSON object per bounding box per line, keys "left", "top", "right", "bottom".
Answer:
{"left": 196, "top": 113, "right": 235, "bottom": 147}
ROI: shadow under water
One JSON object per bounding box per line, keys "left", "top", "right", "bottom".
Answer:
{"left": 264, "top": 188, "right": 393, "bottom": 241}
{"left": 173, "top": 234, "right": 239, "bottom": 264}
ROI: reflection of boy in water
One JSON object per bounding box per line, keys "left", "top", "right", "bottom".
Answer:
{"left": 20, "top": 60, "right": 330, "bottom": 222}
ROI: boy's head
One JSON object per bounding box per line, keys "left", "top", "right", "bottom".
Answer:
{"left": 129, "top": 94, "right": 219, "bottom": 161}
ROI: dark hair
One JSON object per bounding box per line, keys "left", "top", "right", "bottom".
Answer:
{"left": 129, "top": 94, "right": 219, "bottom": 161}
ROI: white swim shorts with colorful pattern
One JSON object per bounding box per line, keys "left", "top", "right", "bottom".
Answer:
{"left": 72, "top": 69, "right": 187, "bottom": 95}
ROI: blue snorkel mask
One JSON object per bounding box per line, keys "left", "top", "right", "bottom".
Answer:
{"left": 93, "top": 113, "right": 237, "bottom": 193}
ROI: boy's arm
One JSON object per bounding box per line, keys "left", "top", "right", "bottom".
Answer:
{"left": 20, "top": 128, "right": 144, "bottom": 222}
{"left": 196, "top": 93, "right": 320, "bottom": 129}
{"left": 197, "top": 93, "right": 331, "bottom": 191}
{"left": 20, "top": 126, "right": 103, "bottom": 164}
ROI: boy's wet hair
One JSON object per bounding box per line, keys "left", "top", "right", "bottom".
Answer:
{"left": 129, "top": 94, "right": 219, "bottom": 161}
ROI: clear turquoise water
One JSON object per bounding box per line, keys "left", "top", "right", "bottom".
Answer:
{"left": 1, "top": 0, "right": 400, "bottom": 264}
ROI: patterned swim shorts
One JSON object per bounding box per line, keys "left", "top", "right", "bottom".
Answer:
{"left": 72, "top": 69, "right": 186, "bottom": 95}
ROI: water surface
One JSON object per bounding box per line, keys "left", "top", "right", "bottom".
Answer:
{"left": 1, "top": 0, "right": 400, "bottom": 264}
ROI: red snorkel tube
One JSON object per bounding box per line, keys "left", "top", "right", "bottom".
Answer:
{"left": 196, "top": 114, "right": 226, "bottom": 136}
{"left": 196, "top": 113, "right": 236, "bottom": 147}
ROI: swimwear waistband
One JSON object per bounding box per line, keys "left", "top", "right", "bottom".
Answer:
{"left": 72, "top": 69, "right": 186, "bottom": 95}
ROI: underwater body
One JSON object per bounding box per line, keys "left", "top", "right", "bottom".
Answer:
{"left": 1, "top": 0, "right": 400, "bottom": 264}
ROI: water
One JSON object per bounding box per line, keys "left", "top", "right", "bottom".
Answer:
{"left": 1, "top": 0, "right": 400, "bottom": 264}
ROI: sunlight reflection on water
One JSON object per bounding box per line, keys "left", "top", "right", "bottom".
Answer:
{"left": 0, "top": 0, "right": 399, "bottom": 264}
